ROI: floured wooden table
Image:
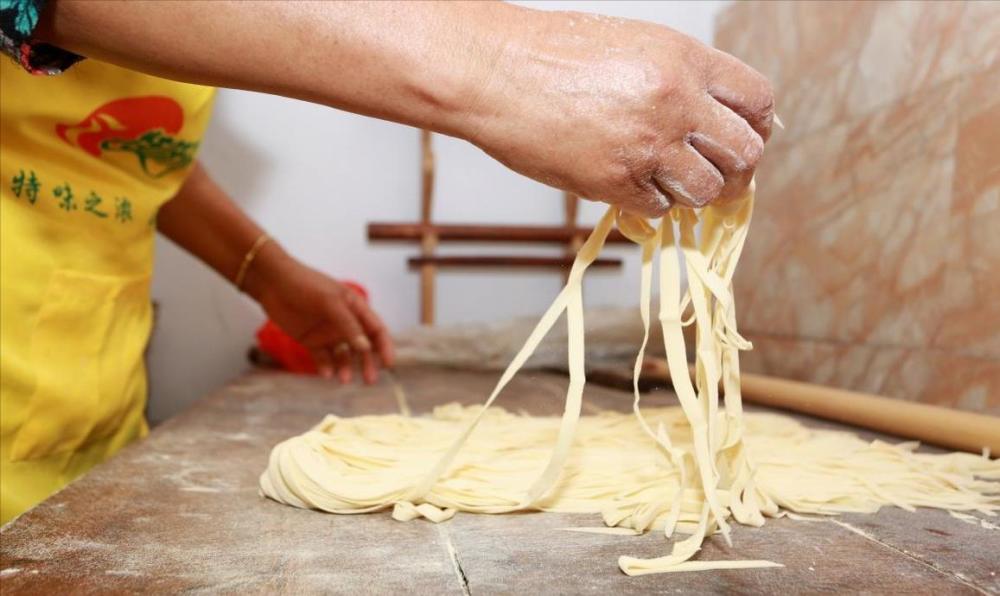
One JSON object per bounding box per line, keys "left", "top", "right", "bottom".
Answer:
{"left": 2, "top": 366, "right": 998, "bottom": 594}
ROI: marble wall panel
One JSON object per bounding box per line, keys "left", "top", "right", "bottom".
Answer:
{"left": 935, "top": 64, "right": 1000, "bottom": 359}
{"left": 736, "top": 80, "right": 958, "bottom": 348}
{"left": 717, "top": 1, "right": 999, "bottom": 142}
{"left": 715, "top": 1, "right": 1000, "bottom": 410}
{"left": 741, "top": 333, "right": 1000, "bottom": 414}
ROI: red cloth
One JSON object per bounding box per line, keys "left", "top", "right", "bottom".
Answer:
{"left": 255, "top": 281, "right": 368, "bottom": 375}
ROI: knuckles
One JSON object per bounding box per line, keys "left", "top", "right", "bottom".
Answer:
{"left": 689, "top": 170, "right": 725, "bottom": 207}
{"left": 746, "top": 71, "right": 776, "bottom": 138}
{"left": 739, "top": 133, "right": 765, "bottom": 173}
{"left": 644, "top": 64, "right": 683, "bottom": 105}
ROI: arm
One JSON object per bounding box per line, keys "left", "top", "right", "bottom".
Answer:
{"left": 37, "top": 1, "right": 774, "bottom": 216}
{"left": 157, "top": 162, "right": 394, "bottom": 384}
{"left": 36, "top": 1, "right": 504, "bottom": 138}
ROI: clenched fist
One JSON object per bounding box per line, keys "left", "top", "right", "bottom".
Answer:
{"left": 459, "top": 8, "right": 774, "bottom": 216}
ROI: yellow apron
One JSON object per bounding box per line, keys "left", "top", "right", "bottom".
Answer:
{"left": 0, "top": 58, "right": 215, "bottom": 523}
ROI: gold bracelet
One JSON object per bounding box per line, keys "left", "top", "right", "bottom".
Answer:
{"left": 235, "top": 233, "right": 272, "bottom": 291}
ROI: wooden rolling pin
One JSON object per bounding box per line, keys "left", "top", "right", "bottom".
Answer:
{"left": 641, "top": 357, "right": 1000, "bottom": 454}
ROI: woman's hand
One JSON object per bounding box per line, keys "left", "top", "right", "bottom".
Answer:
{"left": 244, "top": 245, "right": 395, "bottom": 385}
{"left": 459, "top": 8, "right": 775, "bottom": 216}
{"left": 156, "top": 164, "right": 393, "bottom": 385}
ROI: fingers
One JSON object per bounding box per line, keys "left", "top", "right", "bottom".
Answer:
{"left": 346, "top": 292, "right": 396, "bottom": 368}
{"left": 300, "top": 298, "right": 383, "bottom": 385}
{"left": 358, "top": 349, "right": 378, "bottom": 385}
{"left": 350, "top": 302, "right": 388, "bottom": 384}
{"left": 687, "top": 96, "right": 763, "bottom": 202}
{"left": 652, "top": 142, "right": 724, "bottom": 208}
{"left": 311, "top": 347, "right": 336, "bottom": 380}
{"left": 620, "top": 48, "right": 773, "bottom": 213}
{"left": 332, "top": 344, "right": 353, "bottom": 384}
{"left": 705, "top": 48, "right": 775, "bottom": 142}
{"left": 294, "top": 287, "right": 391, "bottom": 385}
{"left": 327, "top": 301, "right": 371, "bottom": 354}
{"left": 324, "top": 301, "right": 371, "bottom": 385}
{"left": 619, "top": 179, "right": 672, "bottom": 219}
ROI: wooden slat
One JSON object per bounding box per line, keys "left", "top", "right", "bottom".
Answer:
{"left": 420, "top": 131, "right": 434, "bottom": 225}
{"left": 418, "top": 130, "right": 437, "bottom": 325}
{"left": 407, "top": 255, "right": 622, "bottom": 268}
{"left": 563, "top": 192, "right": 583, "bottom": 284}
{"left": 419, "top": 232, "right": 438, "bottom": 325}
{"left": 369, "top": 222, "right": 633, "bottom": 244}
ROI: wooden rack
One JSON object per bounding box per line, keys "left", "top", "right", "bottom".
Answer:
{"left": 367, "top": 130, "right": 632, "bottom": 325}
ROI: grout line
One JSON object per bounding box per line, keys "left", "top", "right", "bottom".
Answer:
{"left": 437, "top": 524, "right": 471, "bottom": 596}
{"left": 826, "top": 518, "right": 989, "bottom": 595}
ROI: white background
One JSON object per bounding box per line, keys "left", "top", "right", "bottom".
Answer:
{"left": 147, "top": 1, "right": 730, "bottom": 422}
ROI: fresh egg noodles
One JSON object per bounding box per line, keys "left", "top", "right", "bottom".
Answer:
{"left": 261, "top": 186, "right": 1000, "bottom": 575}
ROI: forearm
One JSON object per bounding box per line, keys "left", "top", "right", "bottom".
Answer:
{"left": 158, "top": 163, "right": 395, "bottom": 378}
{"left": 35, "top": 0, "right": 512, "bottom": 139}
{"left": 156, "top": 162, "right": 289, "bottom": 300}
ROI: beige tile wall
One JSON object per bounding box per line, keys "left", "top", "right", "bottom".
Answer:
{"left": 714, "top": 1, "right": 1000, "bottom": 413}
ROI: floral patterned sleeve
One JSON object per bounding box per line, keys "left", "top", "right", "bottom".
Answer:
{"left": 1, "top": 0, "right": 82, "bottom": 74}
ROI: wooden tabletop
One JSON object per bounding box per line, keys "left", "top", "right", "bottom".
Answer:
{"left": 2, "top": 366, "right": 998, "bottom": 594}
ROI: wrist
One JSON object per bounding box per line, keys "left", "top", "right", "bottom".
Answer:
{"left": 240, "top": 238, "right": 293, "bottom": 304}
{"left": 444, "top": 5, "right": 567, "bottom": 149}
{"left": 420, "top": 1, "right": 523, "bottom": 141}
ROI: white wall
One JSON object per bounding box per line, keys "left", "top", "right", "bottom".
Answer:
{"left": 147, "top": 0, "right": 730, "bottom": 422}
